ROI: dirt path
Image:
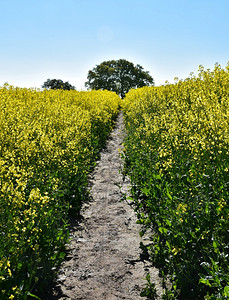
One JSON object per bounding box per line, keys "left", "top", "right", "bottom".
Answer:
{"left": 51, "top": 113, "right": 163, "bottom": 299}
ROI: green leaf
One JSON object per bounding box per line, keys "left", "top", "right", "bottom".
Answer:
{"left": 27, "top": 292, "right": 41, "bottom": 299}
{"left": 166, "top": 240, "right": 171, "bottom": 249}
{"left": 199, "top": 278, "right": 212, "bottom": 287}
{"left": 59, "top": 252, "right": 66, "bottom": 259}
{"left": 142, "top": 187, "right": 150, "bottom": 196}
{"left": 139, "top": 231, "right": 144, "bottom": 237}
{"left": 213, "top": 241, "right": 217, "bottom": 249}
{"left": 153, "top": 173, "right": 161, "bottom": 180}
{"left": 224, "top": 286, "right": 229, "bottom": 297}
{"left": 159, "top": 227, "right": 168, "bottom": 234}
{"left": 165, "top": 219, "right": 172, "bottom": 227}
{"left": 166, "top": 185, "right": 172, "bottom": 200}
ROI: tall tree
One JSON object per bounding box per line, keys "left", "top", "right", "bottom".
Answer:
{"left": 85, "top": 59, "right": 154, "bottom": 98}
{"left": 42, "top": 79, "right": 75, "bottom": 90}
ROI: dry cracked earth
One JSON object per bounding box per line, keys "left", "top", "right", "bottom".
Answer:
{"left": 50, "top": 113, "right": 163, "bottom": 300}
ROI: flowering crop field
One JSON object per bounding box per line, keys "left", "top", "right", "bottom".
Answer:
{"left": 0, "top": 85, "right": 120, "bottom": 299}
{"left": 122, "top": 64, "right": 229, "bottom": 299}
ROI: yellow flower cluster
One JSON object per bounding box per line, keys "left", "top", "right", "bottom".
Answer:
{"left": 123, "top": 64, "right": 229, "bottom": 174}
{"left": 123, "top": 62, "right": 229, "bottom": 222}
{"left": 0, "top": 85, "right": 120, "bottom": 299}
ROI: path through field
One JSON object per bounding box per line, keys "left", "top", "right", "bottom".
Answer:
{"left": 51, "top": 113, "right": 163, "bottom": 299}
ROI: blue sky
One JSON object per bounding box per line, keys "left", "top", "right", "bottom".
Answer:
{"left": 1, "top": 0, "right": 229, "bottom": 89}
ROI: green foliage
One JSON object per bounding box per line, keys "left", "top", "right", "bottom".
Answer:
{"left": 85, "top": 59, "right": 154, "bottom": 98}
{"left": 140, "top": 273, "right": 158, "bottom": 299}
{"left": 122, "top": 63, "right": 229, "bottom": 299}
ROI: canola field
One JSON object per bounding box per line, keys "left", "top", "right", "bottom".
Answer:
{"left": 122, "top": 64, "right": 229, "bottom": 299}
{"left": 0, "top": 86, "right": 120, "bottom": 299}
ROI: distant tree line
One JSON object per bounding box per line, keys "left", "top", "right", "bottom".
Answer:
{"left": 42, "top": 79, "right": 75, "bottom": 90}
{"left": 42, "top": 59, "right": 154, "bottom": 98}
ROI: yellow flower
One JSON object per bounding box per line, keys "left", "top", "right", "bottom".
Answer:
{"left": 172, "top": 247, "right": 180, "bottom": 255}
{"left": 176, "top": 203, "right": 187, "bottom": 214}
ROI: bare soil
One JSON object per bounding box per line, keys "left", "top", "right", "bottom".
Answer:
{"left": 50, "top": 112, "right": 163, "bottom": 299}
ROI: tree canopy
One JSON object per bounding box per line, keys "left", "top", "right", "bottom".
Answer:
{"left": 85, "top": 59, "right": 154, "bottom": 98}
{"left": 42, "top": 79, "right": 75, "bottom": 90}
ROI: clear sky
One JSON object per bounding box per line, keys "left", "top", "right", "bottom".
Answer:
{"left": 1, "top": 0, "right": 229, "bottom": 89}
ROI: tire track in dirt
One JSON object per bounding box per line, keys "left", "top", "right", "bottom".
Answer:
{"left": 51, "top": 112, "right": 163, "bottom": 299}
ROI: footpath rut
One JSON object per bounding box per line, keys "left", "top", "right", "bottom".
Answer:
{"left": 51, "top": 113, "right": 162, "bottom": 300}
